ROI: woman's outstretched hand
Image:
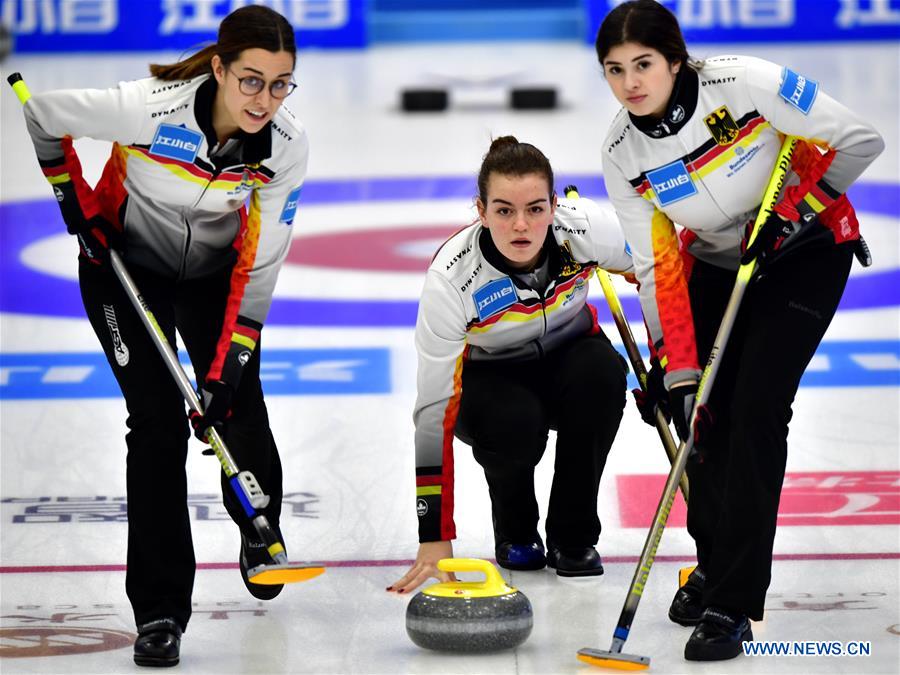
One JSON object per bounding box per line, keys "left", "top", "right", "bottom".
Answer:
{"left": 387, "top": 540, "right": 457, "bottom": 595}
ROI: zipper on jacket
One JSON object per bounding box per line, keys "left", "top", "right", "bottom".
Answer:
{"left": 193, "top": 167, "right": 222, "bottom": 209}
{"left": 178, "top": 213, "right": 192, "bottom": 281}
{"left": 538, "top": 284, "right": 551, "bottom": 340}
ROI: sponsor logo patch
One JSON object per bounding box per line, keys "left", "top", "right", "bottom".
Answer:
{"left": 779, "top": 68, "right": 819, "bottom": 114}
{"left": 279, "top": 185, "right": 302, "bottom": 224}
{"left": 102, "top": 304, "right": 129, "bottom": 367}
{"left": 646, "top": 159, "right": 697, "bottom": 206}
{"left": 704, "top": 105, "right": 740, "bottom": 146}
{"left": 472, "top": 277, "right": 517, "bottom": 321}
{"left": 149, "top": 123, "right": 203, "bottom": 163}
{"left": 416, "top": 498, "right": 428, "bottom": 517}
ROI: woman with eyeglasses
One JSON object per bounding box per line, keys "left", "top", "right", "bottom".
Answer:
{"left": 20, "top": 5, "right": 305, "bottom": 667}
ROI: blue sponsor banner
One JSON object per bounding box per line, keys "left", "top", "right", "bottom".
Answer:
{"left": 0, "top": 348, "right": 390, "bottom": 399}
{"left": 586, "top": 0, "right": 900, "bottom": 43}
{"left": 6, "top": 0, "right": 366, "bottom": 53}
{"left": 622, "top": 340, "right": 899, "bottom": 390}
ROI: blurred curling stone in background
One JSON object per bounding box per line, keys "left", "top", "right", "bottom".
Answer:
{"left": 509, "top": 86, "right": 557, "bottom": 109}
{"left": 401, "top": 88, "right": 450, "bottom": 112}
{"left": 400, "top": 70, "right": 557, "bottom": 112}
{"left": 406, "top": 558, "right": 533, "bottom": 652}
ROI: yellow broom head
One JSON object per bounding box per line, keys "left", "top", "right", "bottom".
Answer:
{"left": 577, "top": 647, "right": 650, "bottom": 670}
{"left": 248, "top": 564, "right": 325, "bottom": 585}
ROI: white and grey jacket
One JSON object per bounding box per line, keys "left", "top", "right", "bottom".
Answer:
{"left": 23, "top": 74, "right": 308, "bottom": 385}
{"left": 601, "top": 55, "right": 883, "bottom": 388}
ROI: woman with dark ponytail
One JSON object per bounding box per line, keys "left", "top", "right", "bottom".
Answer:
{"left": 595, "top": 0, "right": 883, "bottom": 662}
{"left": 20, "top": 5, "right": 307, "bottom": 667}
{"left": 388, "top": 136, "right": 634, "bottom": 594}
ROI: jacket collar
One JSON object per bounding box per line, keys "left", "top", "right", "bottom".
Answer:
{"left": 629, "top": 66, "right": 699, "bottom": 140}
{"left": 194, "top": 75, "right": 272, "bottom": 165}
{"left": 478, "top": 226, "right": 557, "bottom": 283}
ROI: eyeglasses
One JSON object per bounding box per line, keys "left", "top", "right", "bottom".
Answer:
{"left": 227, "top": 67, "right": 297, "bottom": 99}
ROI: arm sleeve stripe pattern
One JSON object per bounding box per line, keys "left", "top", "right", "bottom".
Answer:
{"left": 416, "top": 465, "right": 443, "bottom": 476}
{"left": 41, "top": 160, "right": 70, "bottom": 180}
{"left": 650, "top": 210, "right": 699, "bottom": 374}
{"left": 438, "top": 347, "right": 467, "bottom": 541}
{"left": 45, "top": 173, "right": 72, "bottom": 185}
{"left": 207, "top": 193, "right": 259, "bottom": 383}
{"left": 231, "top": 332, "right": 257, "bottom": 350}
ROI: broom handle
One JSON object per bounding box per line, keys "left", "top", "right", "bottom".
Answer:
{"left": 605, "top": 135, "right": 798, "bottom": 652}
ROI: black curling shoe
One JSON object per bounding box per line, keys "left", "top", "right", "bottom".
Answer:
{"left": 546, "top": 544, "right": 604, "bottom": 577}
{"left": 240, "top": 532, "right": 284, "bottom": 600}
{"left": 684, "top": 607, "right": 753, "bottom": 661}
{"left": 496, "top": 537, "right": 546, "bottom": 571}
{"left": 669, "top": 567, "right": 706, "bottom": 626}
{"left": 134, "top": 618, "right": 181, "bottom": 668}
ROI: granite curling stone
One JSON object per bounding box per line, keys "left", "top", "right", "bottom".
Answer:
{"left": 406, "top": 558, "right": 533, "bottom": 652}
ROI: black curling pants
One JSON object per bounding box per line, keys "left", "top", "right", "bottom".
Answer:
{"left": 79, "top": 258, "right": 283, "bottom": 632}
{"left": 685, "top": 242, "right": 853, "bottom": 620}
{"left": 454, "top": 331, "right": 627, "bottom": 549}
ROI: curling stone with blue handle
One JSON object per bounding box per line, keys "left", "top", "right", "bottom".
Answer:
{"left": 406, "top": 558, "right": 533, "bottom": 652}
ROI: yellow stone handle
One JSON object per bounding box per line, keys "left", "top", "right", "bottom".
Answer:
{"left": 437, "top": 558, "right": 506, "bottom": 591}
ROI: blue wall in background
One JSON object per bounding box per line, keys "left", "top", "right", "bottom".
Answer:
{"left": 584, "top": 0, "right": 900, "bottom": 44}
{"left": 3, "top": 0, "right": 898, "bottom": 53}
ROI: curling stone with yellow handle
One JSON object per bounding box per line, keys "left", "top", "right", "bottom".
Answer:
{"left": 405, "top": 558, "right": 533, "bottom": 652}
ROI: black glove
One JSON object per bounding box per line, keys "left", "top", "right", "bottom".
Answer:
{"left": 56, "top": 182, "right": 120, "bottom": 264}
{"left": 740, "top": 210, "right": 804, "bottom": 269}
{"left": 669, "top": 381, "right": 714, "bottom": 454}
{"left": 189, "top": 379, "right": 234, "bottom": 443}
{"left": 51, "top": 139, "right": 122, "bottom": 264}
{"left": 668, "top": 382, "right": 697, "bottom": 442}
{"left": 632, "top": 357, "right": 670, "bottom": 426}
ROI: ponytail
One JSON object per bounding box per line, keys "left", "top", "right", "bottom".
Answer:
{"left": 149, "top": 44, "right": 217, "bottom": 81}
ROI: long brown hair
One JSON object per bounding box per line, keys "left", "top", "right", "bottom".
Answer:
{"left": 477, "top": 136, "right": 555, "bottom": 205}
{"left": 595, "top": 0, "right": 690, "bottom": 68}
{"left": 149, "top": 5, "right": 296, "bottom": 81}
